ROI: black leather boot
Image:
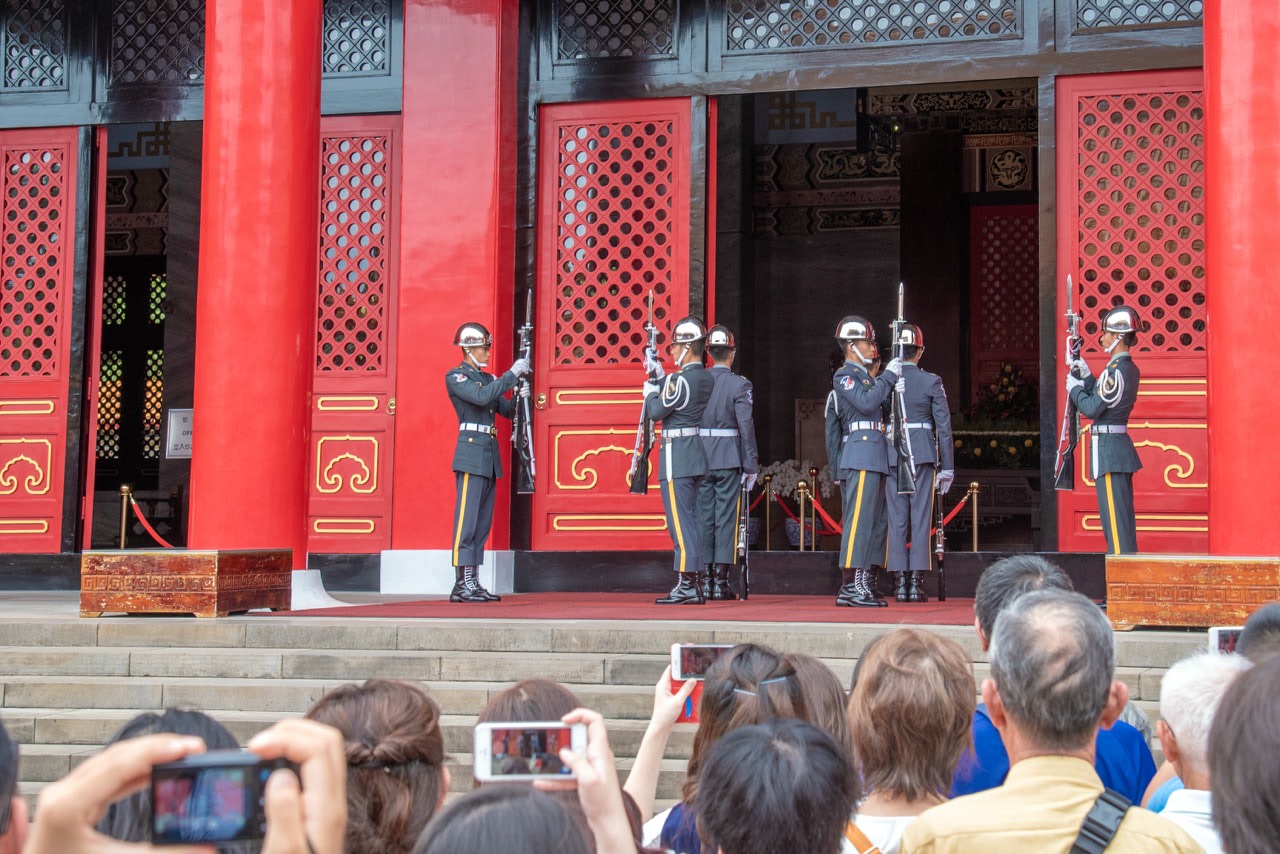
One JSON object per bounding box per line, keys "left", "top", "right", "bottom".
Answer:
{"left": 907, "top": 571, "right": 929, "bottom": 603}
{"left": 450, "top": 566, "right": 491, "bottom": 603}
{"left": 473, "top": 567, "right": 501, "bottom": 602}
{"left": 868, "top": 568, "right": 886, "bottom": 600}
{"left": 656, "top": 572, "right": 705, "bottom": 604}
{"left": 698, "top": 565, "right": 713, "bottom": 600}
{"left": 835, "top": 569, "right": 858, "bottom": 606}
{"left": 894, "top": 572, "right": 909, "bottom": 602}
{"left": 838, "top": 570, "right": 884, "bottom": 607}
{"left": 710, "top": 564, "right": 738, "bottom": 601}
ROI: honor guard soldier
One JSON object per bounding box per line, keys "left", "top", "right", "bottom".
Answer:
{"left": 446, "top": 322, "right": 530, "bottom": 602}
{"left": 645, "top": 317, "right": 716, "bottom": 604}
{"left": 827, "top": 316, "right": 903, "bottom": 607}
{"left": 697, "top": 325, "right": 759, "bottom": 600}
{"left": 884, "top": 323, "right": 954, "bottom": 602}
{"left": 1066, "top": 305, "right": 1142, "bottom": 554}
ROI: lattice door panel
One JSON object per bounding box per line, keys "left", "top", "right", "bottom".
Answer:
{"left": 0, "top": 128, "right": 79, "bottom": 553}
{"left": 969, "top": 205, "right": 1038, "bottom": 405}
{"left": 533, "top": 99, "right": 693, "bottom": 551}
{"left": 308, "top": 115, "right": 400, "bottom": 553}
{"left": 1056, "top": 70, "right": 1207, "bottom": 555}
{"left": 2, "top": 0, "right": 69, "bottom": 92}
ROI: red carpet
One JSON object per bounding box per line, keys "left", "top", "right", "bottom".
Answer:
{"left": 270, "top": 592, "right": 976, "bottom": 625}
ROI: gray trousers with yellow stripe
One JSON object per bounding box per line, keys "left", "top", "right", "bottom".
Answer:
{"left": 661, "top": 475, "right": 704, "bottom": 574}
{"left": 1095, "top": 471, "right": 1137, "bottom": 554}
{"left": 886, "top": 464, "right": 936, "bottom": 572}
{"left": 838, "top": 469, "right": 885, "bottom": 571}
{"left": 699, "top": 468, "right": 742, "bottom": 566}
{"left": 452, "top": 471, "right": 496, "bottom": 567}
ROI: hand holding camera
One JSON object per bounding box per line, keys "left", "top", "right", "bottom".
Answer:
{"left": 247, "top": 718, "right": 347, "bottom": 854}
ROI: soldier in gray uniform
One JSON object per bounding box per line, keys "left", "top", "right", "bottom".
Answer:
{"left": 1066, "top": 305, "right": 1142, "bottom": 554}
{"left": 884, "top": 323, "right": 954, "bottom": 603}
{"left": 645, "top": 316, "right": 716, "bottom": 604}
{"left": 827, "top": 315, "right": 902, "bottom": 608}
{"left": 697, "top": 325, "right": 759, "bottom": 601}
{"left": 445, "top": 322, "right": 530, "bottom": 602}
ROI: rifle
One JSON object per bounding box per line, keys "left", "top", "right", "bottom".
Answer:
{"left": 736, "top": 481, "right": 750, "bottom": 600}
{"left": 891, "top": 282, "right": 918, "bottom": 495}
{"left": 934, "top": 488, "right": 946, "bottom": 602}
{"left": 513, "top": 294, "right": 536, "bottom": 494}
{"left": 628, "top": 290, "right": 659, "bottom": 495}
{"left": 1053, "top": 275, "right": 1083, "bottom": 491}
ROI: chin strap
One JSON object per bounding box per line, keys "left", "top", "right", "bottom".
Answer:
{"left": 465, "top": 350, "right": 489, "bottom": 368}
{"left": 673, "top": 344, "right": 691, "bottom": 366}
{"left": 1104, "top": 337, "right": 1121, "bottom": 354}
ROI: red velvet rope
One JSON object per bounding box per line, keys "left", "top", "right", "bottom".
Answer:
{"left": 129, "top": 496, "right": 175, "bottom": 549}
{"left": 771, "top": 489, "right": 973, "bottom": 543}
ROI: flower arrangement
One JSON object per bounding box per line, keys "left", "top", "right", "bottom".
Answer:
{"left": 952, "top": 431, "right": 1039, "bottom": 469}
{"left": 952, "top": 361, "right": 1040, "bottom": 469}
{"left": 966, "top": 361, "right": 1038, "bottom": 425}
{"left": 758, "top": 459, "right": 836, "bottom": 501}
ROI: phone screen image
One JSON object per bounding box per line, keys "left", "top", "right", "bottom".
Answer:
{"left": 677, "top": 644, "right": 731, "bottom": 679}
{"left": 1213, "top": 627, "right": 1242, "bottom": 654}
{"left": 152, "top": 765, "right": 253, "bottom": 843}
{"left": 487, "top": 726, "right": 574, "bottom": 777}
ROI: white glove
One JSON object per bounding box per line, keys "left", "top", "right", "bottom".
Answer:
{"left": 1066, "top": 373, "right": 1085, "bottom": 396}
{"left": 741, "top": 472, "right": 758, "bottom": 492}
{"left": 937, "top": 470, "right": 954, "bottom": 495}
{"left": 643, "top": 380, "right": 659, "bottom": 398}
{"left": 508, "top": 357, "right": 531, "bottom": 378}
{"left": 895, "top": 377, "right": 906, "bottom": 395}
{"left": 519, "top": 383, "right": 531, "bottom": 399}
{"left": 883, "top": 357, "right": 903, "bottom": 377}
{"left": 643, "top": 347, "right": 666, "bottom": 379}
{"left": 1071, "top": 357, "right": 1092, "bottom": 379}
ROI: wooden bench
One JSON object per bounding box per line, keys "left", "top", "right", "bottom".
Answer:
{"left": 80, "top": 549, "right": 292, "bottom": 618}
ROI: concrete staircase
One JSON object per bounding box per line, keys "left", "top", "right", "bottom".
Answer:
{"left": 0, "top": 613, "right": 1206, "bottom": 814}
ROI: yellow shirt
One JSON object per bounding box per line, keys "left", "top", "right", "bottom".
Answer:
{"left": 901, "top": 755, "right": 1203, "bottom": 854}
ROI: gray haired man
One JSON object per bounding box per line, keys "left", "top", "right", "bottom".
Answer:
{"left": 903, "top": 590, "right": 1199, "bottom": 853}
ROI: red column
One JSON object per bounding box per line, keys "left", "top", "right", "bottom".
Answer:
{"left": 391, "top": 0, "right": 519, "bottom": 550}
{"left": 187, "top": 0, "right": 321, "bottom": 565}
{"left": 1205, "top": 2, "right": 1280, "bottom": 554}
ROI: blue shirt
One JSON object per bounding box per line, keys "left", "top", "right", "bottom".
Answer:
{"left": 660, "top": 802, "right": 701, "bottom": 854}
{"left": 951, "top": 704, "right": 1157, "bottom": 804}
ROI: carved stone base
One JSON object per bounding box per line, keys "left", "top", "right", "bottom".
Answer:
{"left": 1106, "top": 554, "right": 1280, "bottom": 629}
{"left": 80, "top": 549, "right": 292, "bottom": 618}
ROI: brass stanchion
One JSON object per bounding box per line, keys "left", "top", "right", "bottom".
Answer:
{"left": 118, "top": 484, "right": 132, "bottom": 550}
{"left": 969, "top": 481, "right": 981, "bottom": 552}
{"left": 763, "top": 475, "right": 773, "bottom": 550}
{"left": 808, "top": 466, "right": 820, "bottom": 547}
{"left": 797, "top": 479, "right": 809, "bottom": 552}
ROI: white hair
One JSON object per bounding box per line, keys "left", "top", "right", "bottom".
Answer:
{"left": 1159, "top": 651, "right": 1252, "bottom": 775}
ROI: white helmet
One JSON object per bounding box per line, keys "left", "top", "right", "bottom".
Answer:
{"left": 835, "top": 315, "right": 875, "bottom": 344}
{"left": 1103, "top": 305, "right": 1140, "bottom": 336}
{"left": 453, "top": 322, "right": 492, "bottom": 348}
{"left": 671, "top": 316, "right": 707, "bottom": 345}
{"left": 893, "top": 323, "right": 924, "bottom": 349}
{"left": 707, "top": 324, "right": 736, "bottom": 348}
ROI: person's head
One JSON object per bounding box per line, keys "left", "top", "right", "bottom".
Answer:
{"left": 1237, "top": 601, "right": 1280, "bottom": 663}
{"left": 986, "top": 590, "right": 1125, "bottom": 753}
{"left": 1099, "top": 304, "right": 1139, "bottom": 353}
{"left": 785, "top": 653, "right": 855, "bottom": 763}
{"left": 95, "top": 708, "right": 242, "bottom": 844}
{"left": 684, "top": 643, "right": 806, "bottom": 804}
{"left": 847, "top": 628, "right": 975, "bottom": 802}
{"left": 0, "top": 720, "right": 25, "bottom": 854}
{"left": 669, "top": 316, "right": 707, "bottom": 366}
{"left": 306, "top": 679, "right": 448, "bottom": 854}
{"left": 1209, "top": 652, "right": 1280, "bottom": 854}
{"left": 453, "top": 321, "right": 493, "bottom": 368}
{"left": 476, "top": 678, "right": 581, "bottom": 725}
{"left": 835, "top": 315, "right": 876, "bottom": 368}
{"left": 696, "top": 718, "right": 858, "bottom": 854}
{"left": 412, "top": 783, "right": 591, "bottom": 854}
{"left": 892, "top": 323, "right": 924, "bottom": 363}
{"left": 973, "top": 554, "right": 1073, "bottom": 648}
{"left": 1157, "top": 651, "right": 1250, "bottom": 790}
{"left": 707, "top": 324, "right": 736, "bottom": 366}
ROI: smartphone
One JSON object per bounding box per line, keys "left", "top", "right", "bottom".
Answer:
{"left": 1208, "top": 625, "right": 1243, "bottom": 654}
{"left": 151, "top": 750, "right": 297, "bottom": 846}
{"left": 473, "top": 721, "right": 587, "bottom": 782}
{"left": 671, "top": 643, "right": 734, "bottom": 724}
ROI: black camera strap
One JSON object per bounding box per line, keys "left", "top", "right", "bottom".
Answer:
{"left": 1069, "top": 788, "right": 1132, "bottom": 854}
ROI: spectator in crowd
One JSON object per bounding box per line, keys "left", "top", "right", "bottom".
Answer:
{"left": 1236, "top": 600, "right": 1280, "bottom": 662}
{"left": 902, "top": 590, "right": 1200, "bottom": 853}
{"left": 25, "top": 717, "right": 347, "bottom": 854}
{"left": 696, "top": 718, "right": 859, "bottom": 854}
{"left": 306, "top": 679, "right": 449, "bottom": 854}
{"left": 414, "top": 783, "right": 592, "bottom": 854}
{"left": 625, "top": 666, "right": 696, "bottom": 825}
{"left": 660, "top": 643, "right": 807, "bottom": 854}
{"left": 91, "top": 708, "right": 244, "bottom": 846}
{"left": 787, "top": 652, "right": 857, "bottom": 763}
{"left": 476, "top": 677, "right": 582, "bottom": 727}
{"left": 0, "top": 720, "right": 26, "bottom": 854}
{"left": 1209, "top": 652, "right": 1280, "bottom": 854}
{"left": 1152, "top": 651, "right": 1251, "bottom": 853}
{"left": 846, "top": 629, "right": 974, "bottom": 854}
{"left": 952, "top": 554, "right": 1156, "bottom": 803}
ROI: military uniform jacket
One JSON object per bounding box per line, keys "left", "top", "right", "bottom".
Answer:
{"left": 886, "top": 363, "right": 954, "bottom": 470}
{"left": 644, "top": 362, "right": 714, "bottom": 480}
{"left": 446, "top": 361, "right": 518, "bottom": 478}
{"left": 1071, "top": 352, "right": 1141, "bottom": 476}
{"left": 829, "top": 361, "right": 897, "bottom": 476}
{"left": 699, "top": 365, "right": 759, "bottom": 473}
